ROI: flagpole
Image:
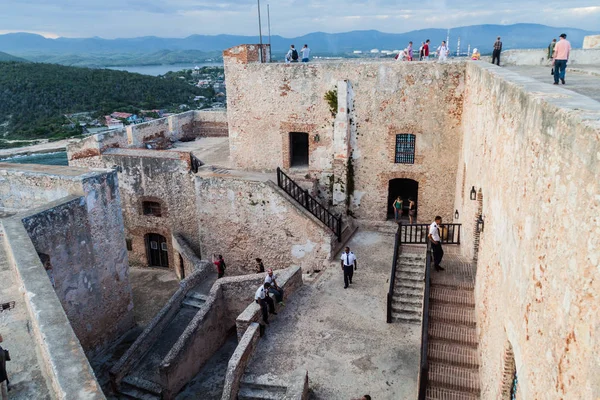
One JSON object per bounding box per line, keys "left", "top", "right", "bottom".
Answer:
{"left": 257, "top": 0, "right": 264, "bottom": 62}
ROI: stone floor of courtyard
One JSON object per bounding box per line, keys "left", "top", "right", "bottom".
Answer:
{"left": 505, "top": 65, "right": 600, "bottom": 102}
{"left": 245, "top": 230, "right": 421, "bottom": 400}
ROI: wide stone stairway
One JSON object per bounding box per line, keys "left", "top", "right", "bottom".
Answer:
{"left": 425, "top": 253, "right": 480, "bottom": 399}
{"left": 390, "top": 252, "right": 426, "bottom": 323}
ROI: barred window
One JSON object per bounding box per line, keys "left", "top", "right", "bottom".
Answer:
{"left": 395, "top": 134, "right": 416, "bottom": 164}
{"left": 143, "top": 201, "right": 162, "bottom": 217}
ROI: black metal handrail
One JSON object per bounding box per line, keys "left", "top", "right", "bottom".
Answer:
{"left": 417, "top": 239, "right": 432, "bottom": 399}
{"left": 386, "top": 223, "right": 402, "bottom": 323}
{"left": 276, "top": 167, "right": 342, "bottom": 241}
{"left": 399, "top": 223, "right": 461, "bottom": 245}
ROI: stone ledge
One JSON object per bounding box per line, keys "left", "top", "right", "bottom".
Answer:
{"left": 221, "top": 322, "right": 260, "bottom": 400}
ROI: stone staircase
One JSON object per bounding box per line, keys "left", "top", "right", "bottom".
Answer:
{"left": 425, "top": 266, "right": 480, "bottom": 399}
{"left": 390, "top": 252, "right": 426, "bottom": 324}
{"left": 237, "top": 381, "right": 288, "bottom": 400}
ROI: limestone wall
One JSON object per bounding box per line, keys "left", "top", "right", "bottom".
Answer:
{"left": 224, "top": 57, "right": 465, "bottom": 222}
{"left": 583, "top": 35, "right": 600, "bottom": 49}
{"left": 460, "top": 63, "right": 600, "bottom": 398}
{"left": 102, "top": 149, "right": 200, "bottom": 269}
{"left": 0, "top": 165, "right": 134, "bottom": 355}
{"left": 195, "top": 174, "right": 335, "bottom": 274}
{"left": 501, "top": 48, "right": 600, "bottom": 65}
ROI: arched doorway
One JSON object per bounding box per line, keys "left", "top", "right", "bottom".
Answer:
{"left": 387, "top": 178, "right": 418, "bottom": 220}
{"left": 146, "top": 233, "right": 169, "bottom": 268}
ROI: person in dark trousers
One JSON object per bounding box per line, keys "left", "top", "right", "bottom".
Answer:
{"left": 255, "top": 282, "right": 276, "bottom": 325}
{"left": 492, "top": 36, "right": 502, "bottom": 66}
{"left": 265, "top": 268, "right": 285, "bottom": 305}
{"left": 553, "top": 33, "right": 571, "bottom": 85}
{"left": 340, "top": 246, "right": 357, "bottom": 289}
{"left": 255, "top": 258, "right": 265, "bottom": 274}
{"left": 213, "top": 254, "right": 225, "bottom": 278}
{"left": 0, "top": 334, "right": 10, "bottom": 399}
{"left": 428, "top": 216, "right": 445, "bottom": 271}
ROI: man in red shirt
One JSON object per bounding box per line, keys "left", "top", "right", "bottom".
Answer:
{"left": 423, "top": 39, "right": 430, "bottom": 60}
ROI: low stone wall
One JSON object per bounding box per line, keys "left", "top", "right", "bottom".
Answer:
{"left": 2, "top": 218, "right": 105, "bottom": 399}
{"left": 195, "top": 110, "right": 229, "bottom": 137}
{"left": 221, "top": 322, "right": 260, "bottom": 400}
{"left": 67, "top": 129, "right": 128, "bottom": 164}
{"left": 235, "top": 266, "right": 303, "bottom": 341}
{"left": 158, "top": 266, "right": 302, "bottom": 399}
{"left": 172, "top": 234, "right": 211, "bottom": 279}
{"left": 109, "top": 264, "right": 213, "bottom": 388}
{"left": 501, "top": 48, "right": 600, "bottom": 65}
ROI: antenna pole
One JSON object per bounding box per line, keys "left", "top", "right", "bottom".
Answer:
{"left": 257, "top": 0, "right": 264, "bottom": 62}
{"left": 267, "top": 4, "right": 272, "bottom": 62}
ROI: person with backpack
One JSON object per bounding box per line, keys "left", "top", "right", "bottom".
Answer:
{"left": 285, "top": 45, "right": 299, "bottom": 64}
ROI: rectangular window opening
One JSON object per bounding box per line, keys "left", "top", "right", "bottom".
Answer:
{"left": 395, "top": 134, "right": 416, "bottom": 164}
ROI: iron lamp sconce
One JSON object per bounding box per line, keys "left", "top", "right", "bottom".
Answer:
{"left": 477, "top": 214, "right": 485, "bottom": 233}
{"left": 313, "top": 134, "right": 320, "bottom": 143}
{"left": 454, "top": 210, "right": 459, "bottom": 220}
{"left": 470, "top": 186, "right": 477, "bottom": 201}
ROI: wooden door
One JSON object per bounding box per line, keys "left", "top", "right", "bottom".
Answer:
{"left": 147, "top": 233, "right": 169, "bottom": 268}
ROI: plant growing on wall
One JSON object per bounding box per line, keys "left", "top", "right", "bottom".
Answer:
{"left": 324, "top": 89, "right": 338, "bottom": 118}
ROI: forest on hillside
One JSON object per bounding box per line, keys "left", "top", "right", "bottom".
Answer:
{"left": 0, "top": 61, "right": 210, "bottom": 140}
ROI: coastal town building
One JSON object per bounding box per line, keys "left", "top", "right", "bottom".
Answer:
{"left": 0, "top": 39, "right": 599, "bottom": 399}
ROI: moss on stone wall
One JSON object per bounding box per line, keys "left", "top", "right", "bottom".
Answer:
{"left": 324, "top": 89, "right": 337, "bottom": 118}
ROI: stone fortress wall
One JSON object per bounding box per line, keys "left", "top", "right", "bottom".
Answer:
{"left": 457, "top": 62, "right": 600, "bottom": 399}
{"left": 224, "top": 56, "right": 465, "bottom": 223}
{"left": 0, "top": 163, "right": 135, "bottom": 398}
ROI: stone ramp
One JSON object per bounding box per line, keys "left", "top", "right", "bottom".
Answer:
{"left": 0, "top": 238, "right": 52, "bottom": 399}
{"left": 426, "top": 254, "right": 480, "bottom": 399}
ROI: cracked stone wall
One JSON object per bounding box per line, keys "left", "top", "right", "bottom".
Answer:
{"left": 195, "top": 175, "right": 333, "bottom": 274}
{"left": 224, "top": 54, "right": 465, "bottom": 222}
{"left": 460, "top": 63, "right": 600, "bottom": 399}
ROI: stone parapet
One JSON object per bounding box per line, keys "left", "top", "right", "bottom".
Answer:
{"left": 500, "top": 48, "right": 600, "bottom": 65}
{"left": 220, "top": 322, "right": 260, "bottom": 400}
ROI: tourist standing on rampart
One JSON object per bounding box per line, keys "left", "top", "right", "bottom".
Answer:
{"left": 407, "top": 41, "right": 413, "bottom": 61}
{"left": 265, "top": 268, "right": 285, "bottom": 305}
{"left": 552, "top": 33, "right": 571, "bottom": 85}
{"left": 255, "top": 282, "right": 276, "bottom": 325}
{"left": 340, "top": 246, "right": 357, "bottom": 289}
{"left": 423, "top": 40, "right": 430, "bottom": 60}
{"left": 301, "top": 44, "right": 311, "bottom": 62}
{"left": 548, "top": 38, "right": 557, "bottom": 75}
{"left": 213, "top": 254, "right": 226, "bottom": 278}
{"left": 428, "top": 216, "right": 445, "bottom": 271}
{"left": 437, "top": 41, "right": 449, "bottom": 61}
{"left": 285, "top": 45, "right": 299, "bottom": 64}
{"left": 408, "top": 198, "right": 417, "bottom": 224}
{"left": 491, "top": 36, "right": 502, "bottom": 66}
{"left": 419, "top": 42, "right": 425, "bottom": 60}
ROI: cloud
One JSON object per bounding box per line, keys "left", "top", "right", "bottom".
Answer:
{"left": 0, "top": 0, "right": 598, "bottom": 38}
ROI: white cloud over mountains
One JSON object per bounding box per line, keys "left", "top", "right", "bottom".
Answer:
{"left": 0, "top": 0, "right": 598, "bottom": 38}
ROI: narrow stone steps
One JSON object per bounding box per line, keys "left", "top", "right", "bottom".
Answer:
{"left": 397, "top": 263, "right": 425, "bottom": 273}
{"left": 429, "top": 303, "right": 476, "bottom": 326}
{"left": 391, "top": 311, "right": 421, "bottom": 324}
{"left": 428, "top": 362, "right": 480, "bottom": 394}
{"left": 426, "top": 386, "right": 479, "bottom": 400}
{"left": 392, "top": 294, "right": 422, "bottom": 306}
{"left": 396, "top": 270, "right": 425, "bottom": 282}
{"left": 120, "top": 375, "right": 162, "bottom": 400}
{"left": 391, "top": 301, "right": 422, "bottom": 314}
{"left": 237, "top": 382, "right": 288, "bottom": 400}
{"left": 430, "top": 286, "right": 475, "bottom": 307}
{"left": 428, "top": 322, "right": 477, "bottom": 347}
{"left": 428, "top": 340, "right": 479, "bottom": 368}
{"left": 181, "top": 295, "right": 206, "bottom": 309}
{"left": 430, "top": 275, "right": 475, "bottom": 290}
{"left": 396, "top": 284, "right": 424, "bottom": 297}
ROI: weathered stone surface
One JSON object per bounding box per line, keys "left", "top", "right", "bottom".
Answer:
{"left": 459, "top": 62, "right": 600, "bottom": 399}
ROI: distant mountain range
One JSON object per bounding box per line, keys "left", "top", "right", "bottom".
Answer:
{"left": 0, "top": 24, "right": 596, "bottom": 66}
{"left": 0, "top": 51, "right": 27, "bottom": 62}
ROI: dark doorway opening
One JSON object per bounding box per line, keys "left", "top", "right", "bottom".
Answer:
{"left": 179, "top": 254, "right": 185, "bottom": 279}
{"left": 387, "top": 178, "right": 418, "bottom": 220}
{"left": 289, "top": 132, "right": 309, "bottom": 167}
{"left": 146, "top": 233, "right": 169, "bottom": 268}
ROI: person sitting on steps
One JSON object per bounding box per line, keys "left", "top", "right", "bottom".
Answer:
{"left": 265, "top": 268, "right": 285, "bottom": 306}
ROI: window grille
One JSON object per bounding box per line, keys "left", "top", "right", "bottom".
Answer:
{"left": 143, "top": 201, "right": 162, "bottom": 217}
{"left": 161, "top": 242, "right": 168, "bottom": 251}
{"left": 150, "top": 241, "right": 158, "bottom": 250}
{"left": 395, "top": 134, "right": 416, "bottom": 164}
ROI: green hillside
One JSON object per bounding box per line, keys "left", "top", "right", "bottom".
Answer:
{"left": 0, "top": 62, "right": 208, "bottom": 139}
{"left": 0, "top": 51, "right": 27, "bottom": 62}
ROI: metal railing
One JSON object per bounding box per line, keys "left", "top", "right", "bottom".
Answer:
{"left": 276, "top": 167, "right": 342, "bottom": 240}
{"left": 386, "top": 223, "right": 402, "bottom": 323}
{"left": 399, "top": 222, "right": 461, "bottom": 245}
{"left": 418, "top": 239, "right": 432, "bottom": 399}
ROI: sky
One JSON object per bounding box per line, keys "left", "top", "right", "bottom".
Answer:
{"left": 0, "top": 0, "right": 598, "bottom": 38}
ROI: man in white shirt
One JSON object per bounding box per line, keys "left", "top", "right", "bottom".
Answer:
{"left": 255, "top": 282, "right": 276, "bottom": 324}
{"left": 428, "top": 216, "right": 445, "bottom": 271}
{"left": 265, "top": 268, "right": 284, "bottom": 306}
{"left": 300, "top": 44, "right": 311, "bottom": 62}
{"left": 340, "top": 246, "right": 358, "bottom": 289}
{"left": 437, "top": 41, "right": 449, "bottom": 62}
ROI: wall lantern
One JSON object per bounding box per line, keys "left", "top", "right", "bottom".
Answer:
{"left": 477, "top": 214, "right": 485, "bottom": 233}
{"left": 313, "top": 133, "right": 321, "bottom": 143}
{"left": 454, "top": 210, "right": 459, "bottom": 220}
{"left": 470, "top": 186, "right": 477, "bottom": 201}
